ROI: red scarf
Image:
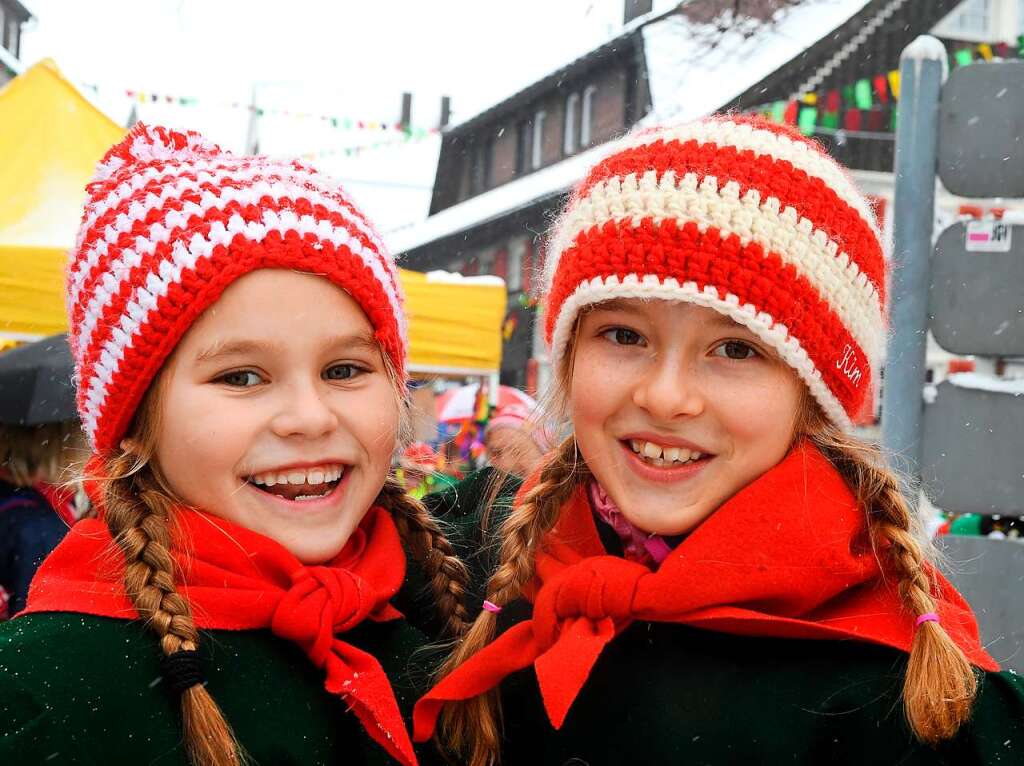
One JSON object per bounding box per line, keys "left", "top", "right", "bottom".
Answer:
{"left": 23, "top": 504, "right": 418, "bottom": 766}
{"left": 414, "top": 442, "right": 996, "bottom": 740}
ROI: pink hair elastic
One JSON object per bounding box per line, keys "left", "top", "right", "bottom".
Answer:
{"left": 482, "top": 600, "right": 502, "bottom": 614}
{"left": 915, "top": 612, "right": 940, "bottom": 629}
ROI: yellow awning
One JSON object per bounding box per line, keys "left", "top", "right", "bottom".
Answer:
{"left": 402, "top": 270, "right": 506, "bottom": 375}
{"left": 0, "top": 62, "right": 506, "bottom": 371}
{"left": 0, "top": 59, "right": 124, "bottom": 340}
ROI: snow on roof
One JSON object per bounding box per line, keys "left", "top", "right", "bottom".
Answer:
{"left": 946, "top": 372, "right": 1024, "bottom": 396}
{"left": 0, "top": 46, "right": 24, "bottom": 76}
{"left": 389, "top": 0, "right": 878, "bottom": 256}
{"left": 641, "top": 0, "right": 872, "bottom": 124}
{"left": 386, "top": 142, "right": 610, "bottom": 255}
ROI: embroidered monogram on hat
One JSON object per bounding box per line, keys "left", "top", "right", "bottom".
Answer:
{"left": 541, "top": 115, "right": 887, "bottom": 428}
{"left": 66, "top": 124, "right": 407, "bottom": 452}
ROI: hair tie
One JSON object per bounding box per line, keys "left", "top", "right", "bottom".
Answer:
{"left": 915, "top": 612, "right": 940, "bottom": 629}
{"left": 160, "top": 649, "right": 205, "bottom": 695}
{"left": 482, "top": 600, "right": 502, "bottom": 614}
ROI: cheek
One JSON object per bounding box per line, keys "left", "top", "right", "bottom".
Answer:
{"left": 348, "top": 386, "right": 400, "bottom": 466}
{"left": 570, "top": 354, "right": 628, "bottom": 459}
{"left": 718, "top": 375, "right": 801, "bottom": 453}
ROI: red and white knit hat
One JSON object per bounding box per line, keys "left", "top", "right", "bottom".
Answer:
{"left": 542, "top": 115, "right": 886, "bottom": 428}
{"left": 67, "top": 124, "right": 407, "bottom": 453}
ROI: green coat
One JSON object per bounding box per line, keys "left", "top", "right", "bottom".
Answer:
{"left": 0, "top": 543, "right": 447, "bottom": 765}
{"left": 425, "top": 469, "right": 1024, "bottom": 766}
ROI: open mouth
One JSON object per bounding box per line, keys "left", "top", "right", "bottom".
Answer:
{"left": 245, "top": 464, "right": 345, "bottom": 502}
{"left": 623, "top": 439, "right": 713, "bottom": 469}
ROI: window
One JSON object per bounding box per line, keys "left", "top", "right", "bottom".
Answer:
{"left": 507, "top": 237, "right": 526, "bottom": 292}
{"left": 469, "top": 135, "right": 493, "bottom": 195}
{"left": 515, "top": 119, "right": 531, "bottom": 176}
{"left": 531, "top": 110, "right": 546, "bottom": 170}
{"left": 563, "top": 93, "right": 580, "bottom": 155}
{"left": 581, "top": 86, "right": 597, "bottom": 148}
{"left": 941, "top": 0, "right": 992, "bottom": 37}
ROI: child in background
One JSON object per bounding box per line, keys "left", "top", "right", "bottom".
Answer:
{"left": 0, "top": 125, "right": 468, "bottom": 766}
{"left": 415, "top": 116, "right": 1024, "bottom": 765}
{"left": 0, "top": 420, "right": 86, "bottom": 617}
{"left": 483, "top": 404, "right": 549, "bottom": 479}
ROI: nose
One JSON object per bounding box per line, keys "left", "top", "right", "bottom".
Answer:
{"left": 631, "top": 350, "right": 705, "bottom": 421}
{"left": 271, "top": 379, "right": 339, "bottom": 439}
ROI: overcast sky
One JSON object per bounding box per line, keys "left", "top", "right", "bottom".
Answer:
{"left": 21, "top": 0, "right": 651, "bottom": 231}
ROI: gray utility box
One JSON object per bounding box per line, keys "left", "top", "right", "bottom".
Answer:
{"left": 922, "top": 380, "right": 1024, "bottom": 514}
{"left": 939, "top": 61, "right": 1024, "bottom": 198}
{"left": 930, "top": 222, "right": 1024, "bottom": 356}
{"left": 937, "top": 536, "right": 1024, "bottom": 674}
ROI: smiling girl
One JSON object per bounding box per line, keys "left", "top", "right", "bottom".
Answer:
{"left": 0, "top": 125, "right": 468, "bottom": 766}
{"left": 414, "top": 116, "right": 1024, "bottom": 765}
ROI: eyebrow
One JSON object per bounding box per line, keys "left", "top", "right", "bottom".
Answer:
{"left": 194, "top": 333, "right": 378, "bottom": 364}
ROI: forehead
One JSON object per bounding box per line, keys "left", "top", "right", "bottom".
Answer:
{"left": 583, "top": 299, "right": 743, "bottom": 330}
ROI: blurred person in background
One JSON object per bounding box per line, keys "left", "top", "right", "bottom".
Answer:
{"left": 483, "top": 404, "right": 550, "bottom": 478}
{"left": 0, "top": 420, "right": 86, "bottom": 618}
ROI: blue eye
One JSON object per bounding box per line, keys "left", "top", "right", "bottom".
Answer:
{"left": 218, "top": 370, "right": 264, "bottom": 387}
{"left": 602, "top": 327, "right": 645, "bottom": 346}
{"left": 713, "top": 341, "right": 758, "bottom": 360}
{"left": 324, "top": 364, "right": 361, "bottom": 381}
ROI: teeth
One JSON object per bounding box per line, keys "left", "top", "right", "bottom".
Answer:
{"left": 630, "top": 441, "right": 707, "bottom": 465}
{"left": 250, "top": 464, "right": 343, "bottom": 486}
{"left": 642, "top": 441, "right": 663, "bottom": 459}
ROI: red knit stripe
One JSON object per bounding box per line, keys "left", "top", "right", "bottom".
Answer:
{"left": 544, "top": 218, "right": 868, "bottom": 416}
{"left": 73, "top": 162, "right": 391, "bottom": 314}
{"left": 86, "top": 236, "right": 404, "bottom": 452}
{"left": 573, "top": 141, "right": 884, "bottom": 302}
{"left": 70, "top": 190, "right": 392, "bottom": 339}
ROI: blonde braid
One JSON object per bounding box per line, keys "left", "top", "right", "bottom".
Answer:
{"left": 436, "top": 436, "right": 586, "bottom": 766}
{"left": 378, "top": 477, "right": 473, "bottom": 640}
{"left": 810, "top": 422, "right": 979, "bottom": 744}
{"left": 101, "top": 454, "right": 243, "bottom": 766}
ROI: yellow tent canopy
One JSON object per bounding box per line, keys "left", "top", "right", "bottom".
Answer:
{"left": 0, "top": 59, "right": 124, "bottom": 340}
{"left": 0, "top": 60, "right": 506, "bottom": 373}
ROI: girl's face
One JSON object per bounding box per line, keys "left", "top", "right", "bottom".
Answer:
{"left": 571, "top": 299, "right": 803, "bottom": 537}
{"left": 152, "top": 269, "right": 400, "bottom": 564}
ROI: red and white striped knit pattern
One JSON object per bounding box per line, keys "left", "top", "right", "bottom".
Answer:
{"left": 543, "top": 115, "right": 886, "bottom": 429}
{"left": 67, "top": 124, "right": 407, "bottom": 452}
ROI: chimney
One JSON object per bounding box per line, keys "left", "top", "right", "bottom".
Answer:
{"left": 440, "top": 96, "right": 451, "bottom": 129}
{"left": 400, "top": 92, "right": 413, "bottom": 131}
{"left": 623, "top": 0, "right": 653, "bottom": 25}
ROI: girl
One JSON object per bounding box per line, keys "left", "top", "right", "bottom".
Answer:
{"left": 0, "top": 125, "right": 469, "bottom": 765}
{"left": 414, "top": 116, "right": 1024, "bottom": 765}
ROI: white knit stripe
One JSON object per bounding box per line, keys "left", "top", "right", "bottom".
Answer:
{"left": 76, "top": 207, "right": 407, "bottom": 431}
{"left": 68, "top": 171, "right": 395, "bottom": 328}
{"left": 548, "top": 275, "right": 854, "bottom": 431}
{"left": 545, "top": 170, "right": 883, "bottom": 360}
{"left": 70, "top": 159, "right": 390, "bottom": 299}
{"left": 613, "top": 119, "right": 881, "bottom": 244}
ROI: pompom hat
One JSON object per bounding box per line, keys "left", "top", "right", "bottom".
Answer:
{"left": 542, "top": 114, "right": 886, "bottom": 429}
{"left": 67, "top": 124, "right": 407, "bottom": 452}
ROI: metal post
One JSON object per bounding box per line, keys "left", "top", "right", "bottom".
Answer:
{"left": 882, "top": 36, "right": 947, "bottom": 503}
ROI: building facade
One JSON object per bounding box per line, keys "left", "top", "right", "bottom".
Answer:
{"left": 390, "top": 0, "right": 1024, "bottom": 397}
{"left": 0, "top": 1, "right": 31, "bottom": 87}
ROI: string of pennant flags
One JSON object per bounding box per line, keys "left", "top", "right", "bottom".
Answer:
{"left": 80, "top": 81, "right": 442, "bottom": 137}
{"left": 748, "top": 35, "right": 1024, "bottom": 140}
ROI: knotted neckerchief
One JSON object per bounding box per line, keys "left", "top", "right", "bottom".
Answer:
{"left": 22, "top": 503, "right": 418, "bottom": 766}
{"left": 414, "top": 441, "right": 997, "bottom": 740}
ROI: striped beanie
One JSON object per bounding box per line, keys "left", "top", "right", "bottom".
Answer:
{"left": 67, "top": 124, "right": 406, "bottom": 452}
{"left": 542, "top": 115, "right": 886, "bottom": 429}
